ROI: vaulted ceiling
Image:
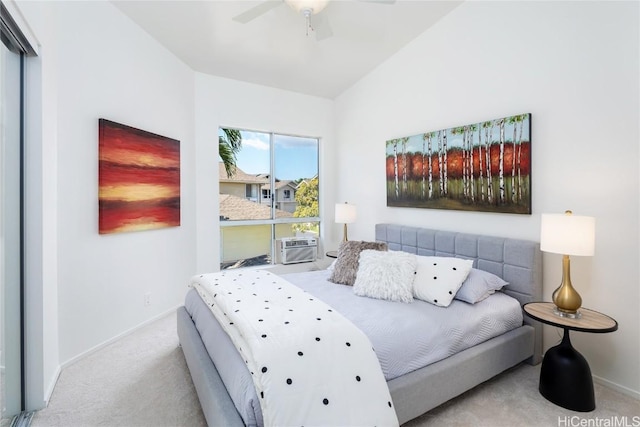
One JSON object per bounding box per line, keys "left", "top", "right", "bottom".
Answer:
{"left": 112, "top": 1, "right": 463, "bottom": 99}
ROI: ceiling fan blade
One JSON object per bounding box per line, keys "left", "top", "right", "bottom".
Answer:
{"left": 232, "top": 0, "right": 283, "bottom": 24}
{"left": 312, "top": 13, "right": 333, "bottom": 41}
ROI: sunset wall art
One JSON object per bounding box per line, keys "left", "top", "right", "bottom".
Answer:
{"left": 99, "top": 119, "right": 180, "bottom": 234}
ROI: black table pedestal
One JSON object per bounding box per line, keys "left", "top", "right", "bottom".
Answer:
{"left": 539, "top": 329, "right": 595, "bottom": 412}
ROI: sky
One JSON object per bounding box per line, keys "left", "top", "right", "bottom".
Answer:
{"left": 221, "top": 129, "right": 319, "bottom": 181}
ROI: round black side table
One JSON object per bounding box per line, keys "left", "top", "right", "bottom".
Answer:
{"left": 523, "top": 302, "right": 618, "bottom": 412}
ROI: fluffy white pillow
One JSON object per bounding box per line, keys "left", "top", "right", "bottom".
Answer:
{"left": 455, "top": 268, "right": 509, "bottom": 304}
{"left": 413, "top": 256, "right": 473, "bottom": 307}
{"left": 329, "top": 241, "right": 388, "bottom": 286}
{"left": 353, "top": 250, "right": 416, "bottom": 303}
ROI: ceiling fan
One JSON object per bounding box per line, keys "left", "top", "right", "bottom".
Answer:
{"left": 232, "top": 0, "right": 396, "bottom": 41}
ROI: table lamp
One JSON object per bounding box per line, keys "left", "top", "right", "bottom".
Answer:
{"left": 335, "top": 202, "right": 356, "bottom": 242}
{"left": 540, "top": 210, "right": 596, "bottom": 319}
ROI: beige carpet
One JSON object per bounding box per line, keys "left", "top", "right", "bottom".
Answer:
{"left": 31, "top": 311, "right": 639, "bottom": 427}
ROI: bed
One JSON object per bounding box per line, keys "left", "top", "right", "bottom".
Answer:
{"left": 177, "top": 223, "right": 542, "bottom": 426}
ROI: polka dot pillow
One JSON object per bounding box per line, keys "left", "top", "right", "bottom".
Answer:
{"left": 413, "top": 256, "right": 474, "bottom": 307}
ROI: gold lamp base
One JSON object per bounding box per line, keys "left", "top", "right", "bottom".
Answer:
{"left": 552, "top": 254, "right": 582, "bottom": 319}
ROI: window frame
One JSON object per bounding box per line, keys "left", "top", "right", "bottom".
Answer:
{"left": 218, "top": 127, "right": 320, "bottom": 268}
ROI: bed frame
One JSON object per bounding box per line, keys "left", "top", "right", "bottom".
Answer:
{"left": 177, "top": 223, "right": 542, "bottom": 426}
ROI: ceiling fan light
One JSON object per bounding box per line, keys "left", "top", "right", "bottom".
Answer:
{"left": 284, "top": 0, "right": 329, "bottom": 15}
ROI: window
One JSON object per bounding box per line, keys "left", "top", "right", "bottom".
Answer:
{"left": 219, "top": 128, "right": 319, "bottom": 269}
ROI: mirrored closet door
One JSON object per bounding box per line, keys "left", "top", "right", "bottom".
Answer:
{"left": 0, "top": 2, "right": 35, "bottom": 423}
{"left": 1, "top": 30, "right": 24, "bottom": 426}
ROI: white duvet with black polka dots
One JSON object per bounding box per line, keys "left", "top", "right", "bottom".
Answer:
{"left": 191, "top": 269, "right": 399, "bottom": 427}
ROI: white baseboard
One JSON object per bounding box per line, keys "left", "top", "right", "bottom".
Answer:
{"left": 593, "top": 374, "right": 640, "bottom": 400}
{"left": 44, "top": 365, "right": 61, "bottom": 406}
{"left": 60, "top": 305, "right": 180, "bottom": 371}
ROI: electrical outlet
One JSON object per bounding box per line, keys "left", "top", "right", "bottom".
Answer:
{"left": 144, "top": 292, "right": 151, "bottom": 306}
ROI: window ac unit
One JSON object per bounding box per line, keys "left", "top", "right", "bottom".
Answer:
{"left": 276, "top": 237, "right": 318, "bottom": 264}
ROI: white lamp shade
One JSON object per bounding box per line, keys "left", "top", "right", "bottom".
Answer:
{"left": 335, "top": 203, "right": 357, "bottom": 224}
{"left": 540, "top": 213, "right": 595, "bottom": 256}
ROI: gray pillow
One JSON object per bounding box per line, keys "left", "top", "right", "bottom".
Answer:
{"left": 454, "top": 268, "right": 509, "bottom": 304}
{"left": 328, "top": 240, "right": 388, "bottom": 286}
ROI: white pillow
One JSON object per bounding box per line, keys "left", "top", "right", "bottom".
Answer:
{"left": 455, "top": 268, "right": 509, "bottom": 304}
{"left": 413, "top": 256, "right": 473, "bottom": 307}
{"left": 353, "top": 250, "right": 416, "bottom": 303}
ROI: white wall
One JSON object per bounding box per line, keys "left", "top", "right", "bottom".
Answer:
{"left": 334, "top": 1, "right": 639, "bottom": 397}
{"left": 194, "top": 73, "right": 335, "bottom": 273}
{"left": 50, "top": 1, "right": 196, "bottom": 366}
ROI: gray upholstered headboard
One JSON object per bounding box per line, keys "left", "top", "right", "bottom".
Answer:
{"left": 375, "top": 223, "right": 543, "bottom": 363}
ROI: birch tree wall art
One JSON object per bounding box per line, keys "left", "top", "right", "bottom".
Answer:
{"left": 386, "top": 113, "right": 531, "bottom": 214}
{"left": 99, "top": 119, "right": 181, "bottom": 234}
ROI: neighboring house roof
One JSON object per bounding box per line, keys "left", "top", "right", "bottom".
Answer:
{"left": 262, "top": 180, "right": 297, "bottom": 191}
{"left": 219, "top": 194, "right": 293, "bottom": 220}
{"left": 219, "top": 162, "right": 268, "bottom": 184}
{"left": 219, "top": 163, "right": 303, "bottom": 192}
